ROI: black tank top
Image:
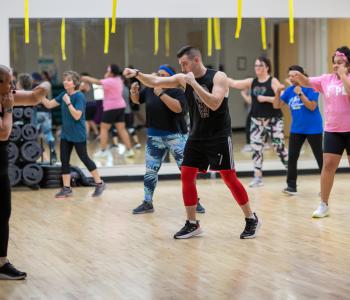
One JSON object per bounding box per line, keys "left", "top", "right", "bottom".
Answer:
{"left": 251, "top": 77, "right": 282, "bottom": 118}
{"left": 184, "top": 69, "right": 232, "bottom": 140}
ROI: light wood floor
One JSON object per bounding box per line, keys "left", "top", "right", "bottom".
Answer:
{"left": 2, "top": 174, "right": 350, "bottom": 300}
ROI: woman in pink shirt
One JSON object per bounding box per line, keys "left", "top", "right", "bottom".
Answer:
{"left": 295, "top": 46, "right": 350, "bottom": 218}
{"left": 82, "top": 64, "right": 134, "bottom": 158}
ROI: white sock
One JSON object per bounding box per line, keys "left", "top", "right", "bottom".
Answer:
{"left": 189, "top": 220, "right": 197, "bottom": 225}
{"left": 247, "top": 213, "right": 256, "bottom": 220}
{"left": 0, "top": 257, "right": 8, "bottom": 267}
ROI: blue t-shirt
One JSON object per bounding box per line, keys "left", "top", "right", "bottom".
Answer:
{"left": 280, "top": 86, "right": 323, "bottom": 134}
{"left": 55, "top": 91, "right": 87, "bottom": 142}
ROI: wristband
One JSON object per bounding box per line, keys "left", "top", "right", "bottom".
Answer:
{"left": 134, "top": 69, "right": 140, "bottom": 78}
{"left": 67, "top": 103, "right": 72, "bottom": 107}
{"left": 4, "top": 107, "right": 13, "bottom": 114}
{"left": 298, "top": 93, "right": 303, "bottom": 97}
{"left": 158, "top": 92, "right": 165, "bottom": 98}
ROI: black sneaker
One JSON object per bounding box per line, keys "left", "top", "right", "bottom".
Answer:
{"left": 92, "top": 181, "right": 106, "bottom": 197}
{"left": 55, "top": 186, "right": 72, "bottom": 198}
{"left": 132, "top": 201, "right": 154, "bottom": 214}
{"left": 282, "top": 186, "right": 297, "bottom": 195}
{"left": 240, "top": 213, "right": 261, "bottom": 239}
{"left": 196, "top": 200, "right": 206, "bottom": 213}
{"left": 174, "top": 220, "right": 203, "bottom": 239}
{"left": 0, "top": 262, "right": 27, "bottom": 280}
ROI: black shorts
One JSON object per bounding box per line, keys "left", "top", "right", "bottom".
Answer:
{"left": 101, "top": 108, "right": 125, "bottom": 124}
{"left": 85, "top": 103, "right": 97, "bottom": 121}
{"left": 182, "top": 136, "right": 235, "bottom": 171}
{"left": 324, "top": 131, "right": 350, "bottom": 155}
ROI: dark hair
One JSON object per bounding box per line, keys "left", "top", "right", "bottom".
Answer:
{"left": 109, "top": 64, "right": 121, "bottom": 76}
{"left": 41, "top": 71, "right": 51, "bottom": 82}
{"left": 288, "top": 65, "right": 308, "bottom": 77}
{"left": 18, "top": 73, "right": 33, "bottom": 90}
{"left": 332, "top": 46, "right": 350, "bottom": 64}
{"left": 0, "top": 65, "right": 11, "bottom": 83}
{"left": 176, "top": 45, "right": 202, "bottom": 59}
{"left": 63, "top": 70, "right": 81, "bottom": 90}
{"left": 256, "top": 56, "right": 272, "bottom": 74}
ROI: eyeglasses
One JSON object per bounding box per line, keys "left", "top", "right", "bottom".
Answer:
{"left": 254, "top": 64, "right": 265, "bottom": 68}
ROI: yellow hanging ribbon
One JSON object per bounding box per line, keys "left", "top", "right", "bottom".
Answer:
{"left": 61, "top": 18, "right": 67, "bottom": 61}
{"left": 235, "top": 0, "right": 242, "bottom": 39}
{"left": 213, "top": 18, "right": 221, "bottom": 50}
{"left": 37, "top": 19, "right": 43, "bottom": 57}
{"left": 24, "top": 0, "right": 30, "bottom": 44}
{"left": 104, "top": 18, "right": 110, "bottom": 54}
{"left": 111, "top": 0, "right": 117, "bottom": 33}
{"left": 154, "top": 18, "right": 159, "bottom": 55}
{"left": 82, "top": 24, "right": 86, "bottom": 56}
{"left": 207, "top": 18, "right": 213, "bottom": 57}
{"left": 289, "top": 0, "right": 294, "bottom": 44}
{"left": 260, "top": 17, "right": 267, "bottom": 50}
{"left": 165, "top": 19, "right": 170, "bottom": 57}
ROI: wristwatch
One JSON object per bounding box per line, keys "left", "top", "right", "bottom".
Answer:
{"left": 298, "top": 92, "right": 303, "bottom": 97}
{"left": 159, "top": 91, "right": 165, "bottom": 98}
{"left": 134, "top": 69, "right": 140, "bottom": 78}
{"left": 4, "top": 107, "right": 13, "bottom": 114}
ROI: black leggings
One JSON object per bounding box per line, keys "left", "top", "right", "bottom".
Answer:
{"left": 60, "top": 139, "right": 97, "bottom": 174}
{"left": 0, "top": 141, "right": 11, "bottom": 257}
{"left": 287, "top": 133, "right": 323, "bottom": 188}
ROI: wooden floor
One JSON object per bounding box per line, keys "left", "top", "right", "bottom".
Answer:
{"left": 2, "top": 174, "right": 350, "bottom": 300}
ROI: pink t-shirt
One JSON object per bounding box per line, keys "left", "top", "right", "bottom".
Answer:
{"left": 100, "top": 77, "right": 126, "bottom": 111}
{"left": 310, "top": 74, "right": 350, "bottom": 132}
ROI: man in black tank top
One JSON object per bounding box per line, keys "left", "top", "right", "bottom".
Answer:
{"left": 0, "top": 65, "right": 48, "bottom": 280}
{"left": 123, "top": 46, "right": 260, "bottom": 240}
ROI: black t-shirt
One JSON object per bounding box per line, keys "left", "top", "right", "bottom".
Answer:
{"left": 139, "top": 87, "right": 188, "bottom": 134}
{"left": 250, "top": 77, "right": 282, "bottom": 118}
{"left": 184, "top": 69, "right": 231, "bottom": 140}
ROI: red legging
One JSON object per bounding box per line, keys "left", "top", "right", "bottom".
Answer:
{"left": 181, "top": 166, "right": 249, "bottom": 206}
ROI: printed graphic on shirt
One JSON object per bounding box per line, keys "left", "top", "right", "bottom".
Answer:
{"left": 252, "top": 86, "right": 267, "bottom": 96}
{"left": 289, "top": 96, "right": 304, "bottom": 110}
{"left": 326, "top": 84, "right": 348, "bottom": 97}
{"left": 193, "top": 85, "right": 210, "bottom": 118}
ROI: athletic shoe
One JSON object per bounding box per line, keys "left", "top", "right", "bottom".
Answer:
{"left": 196, "top": 200, "right": 206, "bottom": 213}
{"left": 240, "top": 213, "right": 261, "bottom": 239}
{"left": 0, "top": 262, "right": 27, "bottom": 280}
{"left": 55, "top": 186, "right": 72, "bottom": 198}
{"left": 174, "top": 220, "right": 203, "bottom": 239}
{"left": 241, "top": 144, "right": 253, "bottom": 152}
{"left": 134, "top": 143, "right": 142, "bottom": 149}
{"left": 124, "top": 149, "right": 135, "bottom": 158}
{"left": 312, "top": 202, "right": 330, "bottom": 218}
{"left": 133, "top": 201, "right": 154, "bottom": 214}
{"left": 249, "top": 177, "right": 263, "bottom": 188}
{"left": 93, "top": 149, "right": 110, "bottom": 159}
{"left": 282, "top": 186, "right": 297, "bottom": 195}
{"left": 92, "top": 181, "right": 106, "bottom": 197}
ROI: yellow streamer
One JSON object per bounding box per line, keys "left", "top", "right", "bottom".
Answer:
{"left": 207, "top": 18, "right": 213, "bottom": 57}
{"left": 165, "top": 19, "right": 170, "bottom": 57}
{"left": 104, "top": 18, "right": 110, "bottom": 54}
{"left": 154, "top": 18, "right": 159, "bottom": 55}
{"left": 82, "top": 24, "right": 86, "bottom": 56}
{"left": 24, "top": 0, "right": 30, "bottom": 44}
{"left": 260, "top": 17, "right": 267, "bottom": 50}
{"left": 213, "top": 18, "right": 221, "bottom": 50}
{"left": 289, "top": 0, "right": 294, "bottom": 44}
{"left": 111, "top": 0, "right": 117, "bottom": 33}
{"left": 235, "top": 0, "right": 242, "bottom": 39}
{"left": 61, "top": 18, "right": 67, "bottom": 61}
{"left": 37, "top": 20, "right": 43, "bottom": 57}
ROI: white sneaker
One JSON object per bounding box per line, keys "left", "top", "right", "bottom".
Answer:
{"left": 249, "top": 177, "right": 263, "bottom": 188}
{"left": 134, "top": 143, "right": 142, "bottom": 149}
{"left": 312, "top": 202, "right": 330, "bottom": 218}
{"left": 241, "top": 144, "right": 253, "bottom": 152}
{"left": 124, "top": 149, "right": 135, "bottom": 158}
{"left": 93, "top": 149, "right": 110, "bottom": 159}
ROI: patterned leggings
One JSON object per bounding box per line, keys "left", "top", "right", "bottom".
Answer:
{"left": 144, "top": 133, "right": 187, "bottom": 201}
{"left": 250, "top": 117, "right": 288, "bottom": 173}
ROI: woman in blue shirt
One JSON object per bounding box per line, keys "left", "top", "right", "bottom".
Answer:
{"left": 41, "top": 71, "right": 105, "bottom": 198}
{"left": 273, "top": 65, "right": 323, "bottom": 194}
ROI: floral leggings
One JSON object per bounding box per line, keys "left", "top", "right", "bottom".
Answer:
{"left": 144, "top": 133, "right": 187, "bottom": 202}
{"left": 250, "top": 117, "right": 288, "bottom": 173}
